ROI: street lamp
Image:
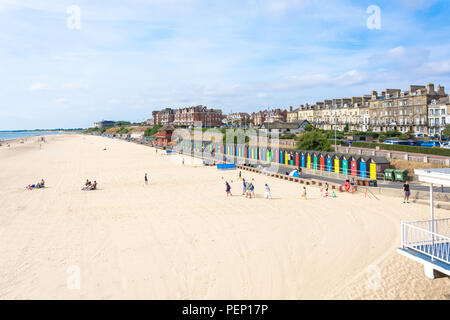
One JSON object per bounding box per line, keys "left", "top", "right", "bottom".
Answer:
{"left": 334, "top": 106, "right": 337, "bottom": 152}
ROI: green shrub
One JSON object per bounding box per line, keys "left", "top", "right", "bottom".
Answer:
{"left": 143, "top": 125, "right": 162, "bottom": 136}
{"left": 296, "top": 130, "right": 332, "bottom": 151}
{"left": 352, "top": 141, "right": 450, "bottom": 157}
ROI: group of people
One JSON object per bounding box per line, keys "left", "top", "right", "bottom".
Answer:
{"left": 242, "top": 179, "right": 256, "bottom": 198}
{"left": 82, "top": 179, "right": 97, "bottom": 191}
{"left": 26, "top": 179, "right": 45, "bottom": 190}
{"left": 320, "top": 182, "right": 336, "bottom": 198}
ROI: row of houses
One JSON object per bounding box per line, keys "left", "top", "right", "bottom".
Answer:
{"left": 147, "top": 105, "right": 222, "bottom": 128}
{"left": 287, "top": 83, "right": 449, "bottom": 136}
{"left": 103, "top": 82, "right": 448, "bottom": 136}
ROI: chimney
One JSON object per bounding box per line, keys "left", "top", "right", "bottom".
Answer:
{"left": 372, "top": 91, "right": 378, "bottom": 98}
{"left": 289, "top": 106, "right": 293, "bottom": 112}
{"left": 437, "top": 85, "right": 445, "bottom": 96}
{"left": 381, "top": 91, "right": 386, "bottom": 96}
{"left": 427, "top": 83, "right": 435, "bottom": 94}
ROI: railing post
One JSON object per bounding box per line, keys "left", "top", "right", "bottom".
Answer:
{"left": 401, "top": 222, "right": 404, "bottom": 248}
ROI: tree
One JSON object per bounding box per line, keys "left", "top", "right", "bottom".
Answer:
{"left": 115, "top": 121, "right": 131, "bottom": 127}
{"left": 443, "top": 125, "right": 450, "bottom": 138}
{"left": 343, "top": 124, "right": 349, "bottom": 132}
{"left": 303, "top": 124, "right": 314, "bottom": 132}
{"left": 295, "top": 130, "right": 332, "bottom": 151}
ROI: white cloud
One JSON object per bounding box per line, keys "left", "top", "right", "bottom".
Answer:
{"left": 29, "top": 82, "right": 49, "bottom": 91}
{"left": 62, "top": 82, "right": 88, "bottom": 89}
{"left": 334, "top": 70, "right": 367, "bottom": 87}
{"left": 256, "top": 92, "right": 268, "bottom": 98}
{"left": 419, "top": 59, "right": 450, "bottom": 76}
{"left": 56, "top": 98, "right": 67, "bottom": 104}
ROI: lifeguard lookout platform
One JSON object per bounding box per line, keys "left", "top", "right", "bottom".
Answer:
{"left": 397, "top": 168, "right": 450, "bottom": 279}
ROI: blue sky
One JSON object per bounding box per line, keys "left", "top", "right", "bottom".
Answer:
{"left": 0, "top": 0, "right": 449, "bottom": 130}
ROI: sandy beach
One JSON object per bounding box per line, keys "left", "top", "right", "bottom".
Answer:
{"left": 0, "top": 134, "right": 449, "bottom": 299}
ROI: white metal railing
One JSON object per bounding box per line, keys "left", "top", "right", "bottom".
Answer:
{"left": 401, "top": 219, "right": 450, "bottom": 264}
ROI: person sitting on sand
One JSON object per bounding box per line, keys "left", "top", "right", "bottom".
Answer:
{"left": 301, "top": 186, "right": 307, "bottom": 200}
{"left": 36, "top": 179, "right": 45, "bottom": 188}
{"left": 90, "top": 181, "right": 97, "bottom": 190}
{"left": 82, "top": 179, "right": 92, "bottom": 191}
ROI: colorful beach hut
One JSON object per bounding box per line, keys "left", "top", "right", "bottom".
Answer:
{"left": 341, "top": 154, "right": 351, "bottom": 175}
{"left": 367, "top": 156, "right": 390, "bottom": 180}
{"left": 312, "top": 152, "right": 319, "bottom": 170}
{"left": 306, "top": 151, "right": 312, "bottom": 169}
{"left": 319, "top": 152, "right": 326, "bottom": 171}
{"left": 333, "top": 154, "right": 343, "bottom": 174}
{"left": 300, "top": 151, "right": 306, "bottom": 168}
{"left": 326, "top": 153, "right": 334, "bottom": 172}
{"left": 359, "top": 156, "right": 370, "bottom": 178}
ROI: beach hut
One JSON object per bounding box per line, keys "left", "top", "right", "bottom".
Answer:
{"left": 286, "top": 150, "right": 292, "bottom": 166}
{"left": 307, "top": 152, "right": 312, "bottom": 169}
{"left": 326, "top": 153, "right": 334, "bottom": 172}
{"left": 359, "top": 156, "right": 370, "bottom": 178}
{"left": 300, "top": 151, "right": 306, "bottom": 168}
{"left": 312, "top": 152, "right": 319, "bottom": 170}
{"left": 294, "top": 152, "right": 300, "bottom": 168}
{"left": 319, "top": 152, "right": 326, "bottom": 171}
{"left": 349, "top": 155, "right": 360, "bottom": 177}
{"left": 341, "top": 154, "right": 351, "bottom": 175}
{"left": 367, "top": 156, "right": 390, "bottom": 180}
{"left": 333, "top": 154, "right": 343, "bottom": 175}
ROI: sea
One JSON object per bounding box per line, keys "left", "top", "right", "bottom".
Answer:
{"left": 0, "top": 131, "right": 65, "bottom": 142}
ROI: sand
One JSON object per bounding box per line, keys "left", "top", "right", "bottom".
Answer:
{"left": 0, "top": 134, "right": 449, "bottom": 299}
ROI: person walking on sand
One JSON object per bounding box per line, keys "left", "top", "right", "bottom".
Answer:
{"left": 144, "top": 173, "right": 148, "bottom": 185}
{"left": 242, "top": 178, "right": 247, "bottom": 195}
{"left": 264, "top": 184, "right": 272, "bottom": 199}
{"left": 225, "top": 181, "right": 232, "bottom": 196}
{"left": 301, "top": 186, "right": 307, "bottom": 200}
{"left": 403, "top": 181, "right": 410, "bottom": 204}
{"left": 182, "top": 158, "right": 185, "bottom": 165}
{"left": 239, "top": 171, "right": 242, "bottom": 179}
{"left": 324, "top": 182, "right": 329, "bottom": 197}
{"left": 248, "top": 183, "right": 255, "bottom": 198}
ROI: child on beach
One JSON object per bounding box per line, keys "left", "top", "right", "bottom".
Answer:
{"left": 144, "top": 173, "right": 148, "bottom": 185}
{"left": 264, "top": 184, "right": 272, "bottom": 199}
{"left": 301, "top": 186, "right": 307, "bottom": 200}
{"left": 324, "top": 182, "right": 329, "bottom": 197}
{"left": 225, "top": 181, "right": 232, "bottom": 196}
